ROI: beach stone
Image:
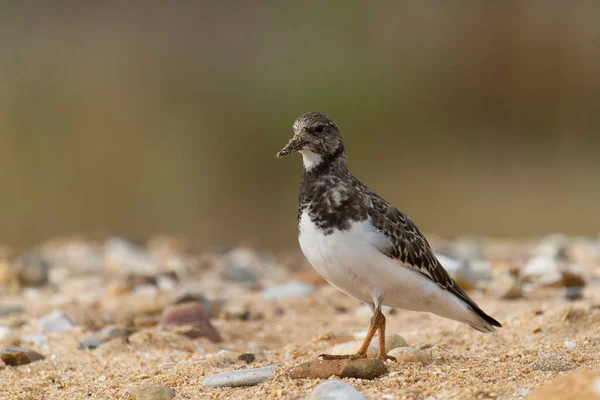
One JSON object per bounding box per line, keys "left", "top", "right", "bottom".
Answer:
{"left": 528, "top": 370, "right": 600, "bottom": 400}
{"left": 388, "top": 347, "right": 433, "bottom": 365}
{"left": 202, "top": 365, "right": 279, "bottom": 387}
{"left": 238, "top": 353, "right": 256, "bottom": 364}
{"left": 291, "top": 359, "right": 387, "bottom": 380}
{"left": 105, "top": 237, "right": 156, "bottom": 275}
{"left": 261, "top": 282, "right": 315, "bottom": 300}
{"left": 328, "top": 334, "right": 408, "bottom": 358}
{"left": 15, "top": 253, "right": 50, "bottom": 287}
{"left": 79, "top": 325, "right": 133, "bottom": 349}
{"left": 39, "top": 310, "right": 75, "bottom": 332}
{"left": 160, "top": 302, "right": 221, "bottom": 342}
{"left": 130, "top": 383, "right": 175, "bottom": 400}
{"left": 221, "top": 264, "right": 258, "bottom": 283}
{"left": 20, "top": 334, "right": 48, "bottom": 346}
{"left": 222, "top": 248, "right": 262, "bottom": 283}
{"left": 1, "top": 346, "right": 45, "bottom": 366}
{"left": 171, "top": 293, "right": 225, "bottom": 319}
{"left": 310, "top": 379, "right": 366, "bottom": 400}
{"left": 564, "top": 286, "right": 583, "bottom": 301}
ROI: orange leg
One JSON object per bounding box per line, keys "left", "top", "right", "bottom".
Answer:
{"left": 377, "top": 314, "right": 396, "bottom": 361}
{"left": 320, "top": 308, "right": 384, "bottom": 360}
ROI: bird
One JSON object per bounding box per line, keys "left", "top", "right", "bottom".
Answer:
{"left": 276, "top": 112, "right": 501, "bottom": 361}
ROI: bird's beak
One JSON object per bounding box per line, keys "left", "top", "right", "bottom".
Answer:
{"left": 276, "top": 135, "right": 305, "bottom": 159}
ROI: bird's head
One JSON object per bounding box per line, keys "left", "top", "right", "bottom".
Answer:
{"left": 276, "top": 112, "right": 343, "bottom": 168}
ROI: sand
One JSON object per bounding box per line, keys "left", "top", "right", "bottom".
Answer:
{"left": 1, "top": 238, "right": 599, "bottom": 399}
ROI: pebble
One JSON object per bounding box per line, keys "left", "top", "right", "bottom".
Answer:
{"left": 221, "top": 306, "right": 264, "bottom": 321}
{"left": 20, "top": 334, "right": 48, "bottom": 346}
{"left": 261, "top": 282, "right": 315, "bottom": 300}
{"left": 238, "top": 353, "right": 256, "bottom": 364}
{"left": 328, "top": 334, "right": 408, "bottom": 358}
{"left": 171, "top": 292, "right": 220, "bottom": 317}
{"left": 0, "top": 327, "right": 12, "bottom": 339}
{"left": 0, "top": 305, "right": 25, "bottom": 317}
{"left": 388, "top": 347, "right": 433, "bottom": 365}
{"left": 291, "top": 359, "right": 387, "bottom": 380}
{"left": 221, "top": 264, "right": 258, "bottom": 283}
{"left": 79, "top": 325, "right": 133, "bottom": 349}
{"left": 563, "top": 286, "right": 583, "bottom": 301}
{"left": 38, "top": 310, "right": 75, "bottom": 332}
{"left": 564, "top": 341, "right": 577, "bottom": 350}
{"left": 160, "top": 302, "right": 221, "bottom": 342}
{"left": 130, "top": 383, "right": 175, "bottom": 400}
{"left": 528, "top": 370, "right": 600, "bottom": 400}
{"left": 15, "top": 253, "right": 51, "bottom": 287}
{"left": 222, "top": 248, "right": 262, "bottom": 283}
{"left": 310, "top": 380, "right": 366, "bottom": 400}
{"left": 1, "top": 346, "right": 45, "bottom": 366}
{"left": 105, "top": 237, "right": 156, "bottom": 275}
{"left": 202, "top": 365, "right": 279, "bottom": 387}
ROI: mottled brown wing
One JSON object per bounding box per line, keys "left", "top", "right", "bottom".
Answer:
{"left": 366, "top": 194, "right": 456, "bottom": 289}
{"left": 365, "top": 192, "right": 502, "bottom": 329}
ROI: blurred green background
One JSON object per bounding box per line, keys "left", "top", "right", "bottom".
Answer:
{"left": 1, "top": 2, "right": 599, "bottom": 250}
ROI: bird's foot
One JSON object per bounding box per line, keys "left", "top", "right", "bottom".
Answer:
{"left": 318, "top": 352, "right": 367, "bottom": 361}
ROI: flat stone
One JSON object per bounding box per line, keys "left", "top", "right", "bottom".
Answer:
{"left": 262, "top": 282, "right": 315, "bottom": 300}
{"left": 528, "top": 370, "right": 600, "bottom": 400}
{"left": 1, "top": 346, "right": 45, "bottom": 366}
{"left": 79, "top": 325, "right": 133, "bottom": 349}
{"left": 38, "top": 310, "right": 75, "bottom": 332}
{"left": 160, "top": 302, "right": 221, "bottom": 342}
{"left": 202, "top": 365, "right": 279, "bottom": 387}
{"left": 310, "top": 379, "right": 366, "bottom": 400}
{"left": 328, "top": 334, "right": 408, "bottom": 358}
{"left": 130, "top": 383, "right": 175, "bottom": 400}
{"left": 291, "top": 359, "right": 387, "bottom": 380}
{"left": 388, "top": 347, "right": 433, "bottom": 365}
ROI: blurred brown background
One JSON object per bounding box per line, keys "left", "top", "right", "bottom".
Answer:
{"left": 1, "top": 2, "right": 599, "bottom": 250}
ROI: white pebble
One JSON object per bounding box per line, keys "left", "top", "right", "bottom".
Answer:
{"left": 310, "top": 380, "right": 366, "bottom": 400}
{"left": 202, "top": 365, "right": 279, "bottom": 387}
{"left": 564, "top": 341, "right": 577, "bottom": 350}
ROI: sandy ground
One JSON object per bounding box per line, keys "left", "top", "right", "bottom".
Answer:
{"left": 1, "top": 237, "right": 599, "bottom": 399}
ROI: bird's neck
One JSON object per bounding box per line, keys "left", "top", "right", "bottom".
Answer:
{"left": 300, "top": 143, "right": 347, "bottom": 175}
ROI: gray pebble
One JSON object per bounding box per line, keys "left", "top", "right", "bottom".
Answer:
{"left": 310, "top": 380, "right": 366, "bottom": 400}
{"left": 202, "top": 365, "right": 279, "bottom": 387}
{"left": 20, "top": 334, "right": 48, "bottom": 346}
{"left": 38, "top": 310, "right": 75, "bottom": 332}
{"left": 79, "top": 325, "right": 132, "bottom": 350}
{"left": 261, "top": 282, "right": 315, "bottom": 300}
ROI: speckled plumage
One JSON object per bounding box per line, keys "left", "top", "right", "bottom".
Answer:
{"left": 280, "top": 112, "right": 501, "bottom": 335}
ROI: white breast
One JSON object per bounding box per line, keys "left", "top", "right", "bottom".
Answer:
{"left": 298, "top": 210, "right": 391, "bottom": 304}
{"left": 297, "top": 210, "right": 485, "bottom": 327}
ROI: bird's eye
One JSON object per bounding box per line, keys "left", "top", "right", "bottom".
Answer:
{"left": 314, "top": 125, "right": 325, "bottom": 133}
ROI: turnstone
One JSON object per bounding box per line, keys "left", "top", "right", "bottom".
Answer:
{"left": 277, "top": 112, "right": 501, "bottom": 361}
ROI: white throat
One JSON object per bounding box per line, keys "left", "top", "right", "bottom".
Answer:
{"left": 299, "top": 150, "right": 323, "bottom": 170}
